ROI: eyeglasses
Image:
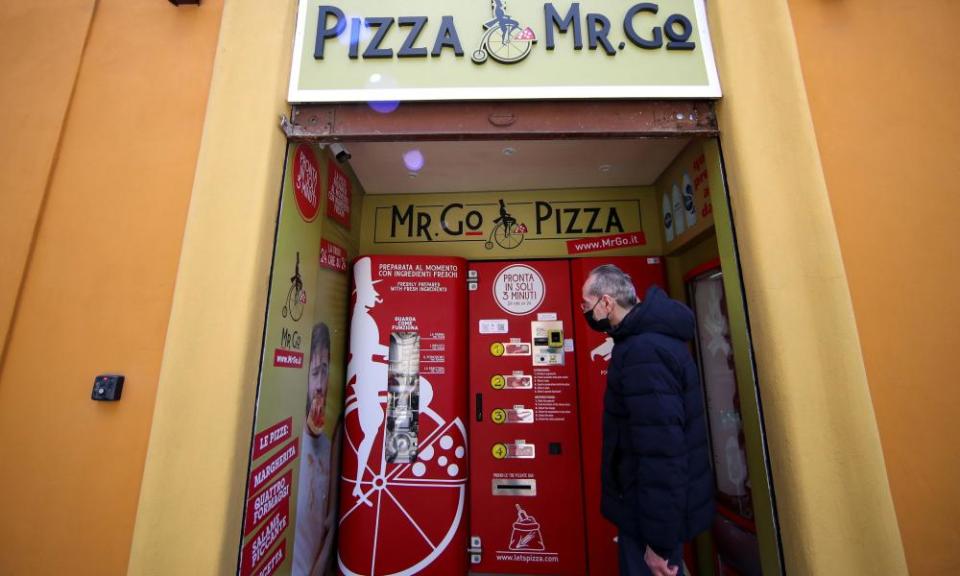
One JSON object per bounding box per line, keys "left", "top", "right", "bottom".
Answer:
{"left": 580, "top": 297, "right": 601, "bottom": 313}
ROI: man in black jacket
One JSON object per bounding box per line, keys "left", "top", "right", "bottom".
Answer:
{"left": 581, "top": 264, "right": 714, "bottom": 576}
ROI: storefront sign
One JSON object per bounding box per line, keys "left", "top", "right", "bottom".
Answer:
{"left": 361, "top": 188, "right": 660, "bottom": 259}
{"left": 290, "top": 0, "right": 720, "bottom": 102}
{"left": 383, "top": 199, "right": 636, "bottom": 242}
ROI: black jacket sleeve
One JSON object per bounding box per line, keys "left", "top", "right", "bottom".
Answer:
{"left": 619, "top": 338, "right": 688, "bottom": 557}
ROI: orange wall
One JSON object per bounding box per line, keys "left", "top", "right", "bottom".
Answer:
{"left": 787, "top": 2, "right": 960, "bottom": 573}
{"left": 0, "top": 0, "right": 96, "bottom": 364}
{"left": 0, "top": 1, "right": 223, "bottom": 574}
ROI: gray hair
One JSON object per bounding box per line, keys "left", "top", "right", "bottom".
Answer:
{"left": 311, "top": 322, "right": 331, "bottom": 358}
{"left": 586, "top": 264, "right": 638, "bottom": 308}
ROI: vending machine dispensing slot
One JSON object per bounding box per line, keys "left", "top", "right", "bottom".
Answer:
{"left": 492, "top": 478, "right": 538, "bottom": 497}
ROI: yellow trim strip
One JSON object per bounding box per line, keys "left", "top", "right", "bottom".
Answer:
{"left": 128, "top": 2, "right": 299, "bottom": 573}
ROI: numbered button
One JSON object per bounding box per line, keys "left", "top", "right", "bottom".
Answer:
{"left": 492, "top": 443, "right": 507, "bottom": 459}
{"left": 491, "top": 408, "right": 507, "bottom": 424}
{"left": 490, "top": 342, "right": 505, "bottom": 357}
{"left": 490, "top": 375, "right": 506, "bottom": 390}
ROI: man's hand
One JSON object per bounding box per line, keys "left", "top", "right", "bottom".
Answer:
{"left": 644, "top": 545, "right": 679, "bottom": 576}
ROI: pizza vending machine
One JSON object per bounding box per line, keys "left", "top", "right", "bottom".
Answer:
{"left": 337, "top": 255, "right": 469, "bottom": 576}
{"left": 467, "top": 260, "right": 587, "bottom": 575}
{"left": 569, "top": 256, "right": 667, "bottom": 576}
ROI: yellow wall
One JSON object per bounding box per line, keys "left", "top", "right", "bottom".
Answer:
{"left": 0, "top": 1, "right": 223, "bottom": 574}
{"left": 708, "top": 1, "right": 907, "bottom": 573}
{"left": 128, "top": 1, "right": 301, "bottom": 572}
{"left": 787, "top": 2, "right": 960, "bottom": 573}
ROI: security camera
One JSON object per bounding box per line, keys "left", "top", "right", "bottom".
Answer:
{"left": 330, "top": 143, "right": 351, "bottom": 163}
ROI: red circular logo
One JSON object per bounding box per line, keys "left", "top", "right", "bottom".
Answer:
{"left": 293, "top": 144, "right": 320, "bottom": 222}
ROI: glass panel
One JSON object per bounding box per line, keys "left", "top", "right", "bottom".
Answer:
{"left": 690, "top": 273, "right": 752, "bottom": 518}
{"left": 385, "top": 331, "right": 421, "bottom": 464}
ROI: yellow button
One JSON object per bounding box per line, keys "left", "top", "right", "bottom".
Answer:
{"left": 490, "top": 342, "right": 505, "bottom": 357}
{"left": 490, "top": 375, "right": 506, "bottom": 389}
{"left": 491, "top": 408, "right": 507, "bottom": 424}
{"left": 492, "top": 443, "right": 507, "bottom": 459}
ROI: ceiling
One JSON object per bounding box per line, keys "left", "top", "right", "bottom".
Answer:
{"left": 346, "top": 138, "right": 691, "bottom": 195}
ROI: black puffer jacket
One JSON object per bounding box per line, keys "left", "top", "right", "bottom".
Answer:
{"left": 601, "top": 285, "right": 714, "bottom": 557}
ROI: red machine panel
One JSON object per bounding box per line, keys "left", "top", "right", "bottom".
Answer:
{"left": 337, "top": 255, "right": 468, "bottom": 576}
{"left": 569, "top": 256, "right": 667, "bottom": 576}
{"left": 468, "top": 260, "right": 587, "bottom": 575}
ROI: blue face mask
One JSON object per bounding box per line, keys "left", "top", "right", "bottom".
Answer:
{"left": 583, "top": 298, "right": 613, "bottom": 333}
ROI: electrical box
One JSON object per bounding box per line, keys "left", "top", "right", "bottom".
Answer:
{"left": 92, "top": 374, "right": 124, "bottom": 401}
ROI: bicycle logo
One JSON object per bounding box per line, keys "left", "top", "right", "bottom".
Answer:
{"left": 485, "top": 199, "right": 527, "bottom": 250}
{"left": 282, "top": 251, "right": 306, "bottom": 321}
{"left": 472, "top": 0, "right": 537, "bottom": 65}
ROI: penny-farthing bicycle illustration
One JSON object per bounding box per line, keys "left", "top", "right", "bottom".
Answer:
{"left": 282, "top": 251, "right": 306, "bottom": 321}
{"left": 485, "top": 199, "right": 527, "bottom": 250}
{"left": 472, "top": 0, "right": 537, "bottom": 65}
